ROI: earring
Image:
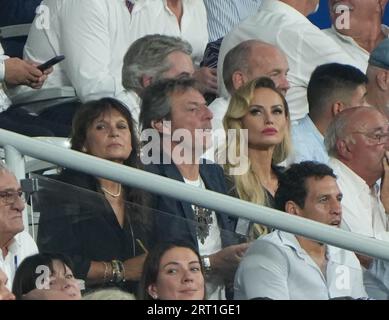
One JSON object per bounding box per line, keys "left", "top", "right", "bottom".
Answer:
{"left": 152, "top": 294, "right": 158, "bottom": 300}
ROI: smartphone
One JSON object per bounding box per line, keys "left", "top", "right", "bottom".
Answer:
{"left": 37, "top": 55, "right": 65, "bottom": 71}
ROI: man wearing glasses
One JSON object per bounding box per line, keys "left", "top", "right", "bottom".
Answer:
{"left": 0, "top": 162, "right": 37, "bottom": 290}
{"left": 324, "top": 106, "right": 389, "bottom": 299}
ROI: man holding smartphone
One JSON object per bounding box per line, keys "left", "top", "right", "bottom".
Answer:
{"left": 0, "top": 43, "right": 54, "bottom": 136}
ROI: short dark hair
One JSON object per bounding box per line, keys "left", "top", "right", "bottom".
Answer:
{"left": 12, "top": 252, "right": 74, "bottom": 300}
{"left": 139, "top": 77, "right": 200, "bottom": 131}
{"left": 275, "top": 161, "right": 336, "bottom": 211}
{"left": 307, "top": 63, "right": 368, "bottom": 121}
{"left": 138, "top": 241, "right": 205, "bottom": 300}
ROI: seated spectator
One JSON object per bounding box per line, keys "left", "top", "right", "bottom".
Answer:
{"left": 288, "top": 63, "right": 368, "bottom": 165}
{"left": 0, "top": 268, "right": 15, "bottom": 300}
{"left": 0, "top": 43, "right": 56, "bottom": 136}
{"left": 234, "top": 161, "right": 367, "bottom": 300}
{"left": 139, "top": 242, "right": 205, "bottom": 300}
{"left": 12, "top": 253, "right": 81, "bottom": 300}
{"left": 0, "top": 161, "right": 38, "bottom": 290}
{"left": 366, "top": 38, "right": 389, "bottom": 118}
{"left": 223, "top": 77, "right": 290, "bottom": 239}
{"left": 324, "top": 0, "right": 389, "bottom": 72}
{"left": 120, "top": 34, "right": 195, "bottom": 124}
{"left": 37, "top": 98, "right": 151, "bottom": 294}
{"left": 82, "top": 287, "right": 135, "bottom": 300}
{"left": 21, "top": 0, "right": 213, "bottom": 107}
{"left": 218, "top": 0, "right": 359, "bottom": 121}
{"left": 324, "top": 106, "right": 389, "bottom": 299}
{"left": 205, "top": 39, "right": 290, "bottom": 162}
{"left": 140, "top": 78, "right": 248, "bottom": 300}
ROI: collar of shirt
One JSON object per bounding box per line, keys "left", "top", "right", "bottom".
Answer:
{"left": 329, "top": 157, "right": 370, "bottom": 197}
{"left": 0, "top": 235, "right": 20, "bottom": 261}
{"left": 277, "top": 230, "right": 344, "bottom": 270}
{"left": 331, "top": 24, "right": 389, "bottom": 55}
{"left": 261, "top": 0, "right": 308, "bottom": 23}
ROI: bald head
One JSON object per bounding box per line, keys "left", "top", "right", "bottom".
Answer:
{"left": 223, "top": 40, "right": 290, "bottom": 96}
{"left": 325, "top": 106, "right": 389, "bottom": 184}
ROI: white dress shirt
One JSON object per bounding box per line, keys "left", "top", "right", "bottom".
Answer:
{"left": 329, "top": 158, "right": 389, "bottom": 240}
{"left": 20, "top": 0, "right": 207, "bottom": 113}
{"left": 23, "top": 0, "right": 133, "bottom": 104}
{"left": 138, "top": 0, "right": 208, "bottom": 67}
{"left": 234, "top": 230, "right": 367, "bottom": 300}
{"left": 218, "top": 0, "right": 359, "bottom": 121}
{"left": 329, "top": 158, "right": 389, "bottom": 299}
{"left": 323, "top": 25, "right": 389, "bottom": 73}
{"left": 0, "top": 231, "right": 38, "bottom": 290}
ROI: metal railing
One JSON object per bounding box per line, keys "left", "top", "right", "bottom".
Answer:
{"left": 1, "top": 128, "right": 389, "bottom": 261}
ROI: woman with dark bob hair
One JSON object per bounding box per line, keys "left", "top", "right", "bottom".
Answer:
{"left": 12, "top": 253, "right": 81, "bottom": 300}
{"left": 139, "top": 241, "right": 205, "bottom": 300}
{"left": 36, "top": 98, "right": 152, "bottom": 294}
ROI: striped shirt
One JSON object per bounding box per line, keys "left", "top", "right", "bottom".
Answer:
{"left": 203, "top": 0, "right": 262, "bottom": 41}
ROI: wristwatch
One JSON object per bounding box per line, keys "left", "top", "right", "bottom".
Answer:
{"left": 201, "top": 255, "right": 212, "bottom": 274}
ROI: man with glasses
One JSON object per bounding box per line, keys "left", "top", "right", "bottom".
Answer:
{"left": 325, "top": 106, "right": 389, "bottom": 299}
{"left": 0, "top": 162, "right": 37, "bottom": 290}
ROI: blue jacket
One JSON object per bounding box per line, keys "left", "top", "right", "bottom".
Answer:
{"left": 145, "top": 161, "right": 237, "bottom": 250}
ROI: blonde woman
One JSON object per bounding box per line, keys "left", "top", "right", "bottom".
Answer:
{"left": 223, "top": 77, "right": 291, "bottom": 239}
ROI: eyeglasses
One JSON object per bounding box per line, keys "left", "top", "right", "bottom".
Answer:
{"left": 351, "top": 131, "right": 389, "bottom": 144}
{"left": 0, "top": 190, "right": 25, "bottom": 206}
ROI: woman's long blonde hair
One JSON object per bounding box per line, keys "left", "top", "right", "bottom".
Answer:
{"left": 223, "top": 77, "right": 291, "bottom": 234}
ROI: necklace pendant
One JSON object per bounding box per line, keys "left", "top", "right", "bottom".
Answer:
{"left": 193, "top": 205, "right": 213, "bottom": 244}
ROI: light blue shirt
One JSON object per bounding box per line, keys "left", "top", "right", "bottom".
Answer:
{"left": 234, "top": 230, "right": 367, "bottom": 300}
{"left": 203, "top": 0, "right": 262, "bottom": 41}
{"left": 288, "top": 115, "right": 329, "bottom": 165}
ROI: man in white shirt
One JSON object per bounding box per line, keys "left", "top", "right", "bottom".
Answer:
{"left": 288, "top": 63, "right": 368, "bottom": 165}
{"left": 366, "top": 38, "right": 389, "bottom": 119}
{"left": 324, "top": 106, "right": 389, "bottom": 299}
{"left": 22, "top": 0, "right": 133, "bottom": 105}
{"left": 0, "top": 43, "right": 56, "bottom": 136}
{"left": 0, "top": 162, "right": 38, "bottom": 290}
{"left": 218, "top": 0, "right": 358, "bottom": 121}
{"left": 234, "top": 161, "right": 367, "bottom": 300}
{"left": 21, "top": 0, "right": 212, "bottom": 104}
{"left": 324, "top": 0, "right": 389, "bottom": 72}
{"left": 206, "top": 39, "right": 290, "bottom": 161}
{"left": 120, "top": 34, "right": 195, "bottom": 125}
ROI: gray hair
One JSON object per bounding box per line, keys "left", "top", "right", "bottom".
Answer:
{"left": 122, "top": 34, "right": 193, "bottom": 93}
{"left": 324, "top": 106, "right": 379, "bottom": 158}
{"left": 82, "top": 288, "right": 136, "bottom": 300}
{"left": 140, "top": 78, "right": 199, "bottom": 132}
